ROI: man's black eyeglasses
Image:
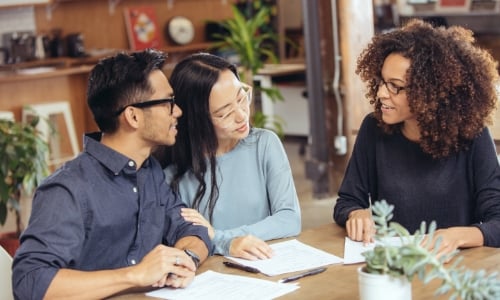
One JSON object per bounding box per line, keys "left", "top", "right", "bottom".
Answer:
{"left": 115, "top": 97, "right": 175, "bottom": 116}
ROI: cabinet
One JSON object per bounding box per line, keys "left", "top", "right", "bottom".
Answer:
{"left": 254, "top": 64, "right": 308, "bottom": 136}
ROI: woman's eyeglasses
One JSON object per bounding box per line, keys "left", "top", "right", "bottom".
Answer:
{"left": 211, "top": 84, "right": 252, "bottom": 129}
{"left": 378, "top": 79, "right": 405, "bottom": 95}
{"left": 115, "top": 97, "right": 175, "bottom": 116}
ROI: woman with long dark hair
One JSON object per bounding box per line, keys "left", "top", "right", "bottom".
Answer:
{"left": 157, "top": 53, "right": 301, "bottom": 259}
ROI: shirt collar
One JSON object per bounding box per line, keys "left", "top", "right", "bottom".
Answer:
{"left": 84, "top": 132, "right": 151, "bottom": 174}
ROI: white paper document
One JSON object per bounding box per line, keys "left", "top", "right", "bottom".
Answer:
{"left": 343, "top": 236, "right": 415, "bottom": 264}
{"left": 225, "top": 239, "right": 343, "bottom": 276}
{"left": 145, "top": 270, "right": 299, "bottom": 300}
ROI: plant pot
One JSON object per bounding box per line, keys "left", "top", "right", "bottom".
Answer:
{"left": 357, "top": 267, "right": 412, "bottom": 300}
{"left": 0, "top": 231, "right": 20, "bottom": 257}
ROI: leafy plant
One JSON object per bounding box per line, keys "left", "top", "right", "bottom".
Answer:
{"left": 0, "top": 117, "right": 49, "bottom": 236}
{"left": 212, "top": 4, "right": 278, "bottom": 79}
{"left": 210, "top": 2, "right": 285, "bottom": 135}
{"left": 252, "top": 110, "right": 285, "bottom": 139}
{"left": 363, "top": 200, "right": 500, "bottom": 299}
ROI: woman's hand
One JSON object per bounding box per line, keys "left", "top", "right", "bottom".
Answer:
{"left": 346, "top": 208, "right": 375, "bottom": 245}
{"left": 229, "top": 235, "right": 274, "bottom": 260}
{"left": 421, "top": 226, "right": 484, "bottom": 262}
{"left": 181, "top": 208, "right": 215, "bottom": 239}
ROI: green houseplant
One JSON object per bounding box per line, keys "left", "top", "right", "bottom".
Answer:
{"left": 0, "top": 117, "right": 49, "bottom": 255}
{"left": 359, "top": 200, "right": 500, "bottom": 300}
{"left": 210, "top": 1, "right": 285, "bottom": 136}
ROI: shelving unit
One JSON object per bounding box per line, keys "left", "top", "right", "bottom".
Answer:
{"left": 396, "top": 1, "right": 500, "bottom": 34}
{"left": 400, "top": 0, "right": 500, "bottom": 17}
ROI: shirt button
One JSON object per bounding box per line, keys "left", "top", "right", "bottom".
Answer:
{"left": 128, "top": 161, "right": 135, "bottom": 167}
{"left": 131, "top": 259, "right": 136, "bottom": 265}
{"left": 133, "top": 187, "right": 137, "bottom": 193}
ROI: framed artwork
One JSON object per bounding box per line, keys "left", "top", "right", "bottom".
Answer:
{"left": 435, "top": 0, "right": 471, "bottom": 12}
{"left": 0, "top": 111, "right": 14, "bottom": 121}
{"left": 123, "top": 6, "right": 161, "bottom": 51}
{"left": 22, "top": 101, "right": 79, "bottom": 169}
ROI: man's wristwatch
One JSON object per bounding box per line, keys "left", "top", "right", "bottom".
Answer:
{"left": 184, "top": 249, "right": 200, "bottom": 269}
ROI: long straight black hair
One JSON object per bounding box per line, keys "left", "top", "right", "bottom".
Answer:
{"left": 158, "top": 53, "right": 239, "bottom": 222}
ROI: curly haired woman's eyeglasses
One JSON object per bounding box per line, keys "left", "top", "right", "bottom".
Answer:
{"left": 378, "top": 79, "right": 406, "bottom": 95}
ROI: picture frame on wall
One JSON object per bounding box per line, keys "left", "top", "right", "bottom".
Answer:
{"left": 22, "top": 101, "right": 79, "bottom": 170}
{"left": 435, "top": 0, "right": 471, "bottom": 13}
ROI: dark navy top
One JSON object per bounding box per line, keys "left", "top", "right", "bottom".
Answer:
{"left": 334, "top": 114, "right": 500, "bottom": 247}
{"left": 12, "top": 133, "right": 210, "bottom": 299}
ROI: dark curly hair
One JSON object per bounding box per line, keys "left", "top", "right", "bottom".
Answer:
{"left": 356, "top": 19, "right": 499, "bottom": 159}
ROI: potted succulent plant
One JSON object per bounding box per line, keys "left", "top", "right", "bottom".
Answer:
{"left": 0, "top": 116, "right": 49, "bottom": 256}
{"left": 359, "top": 200, "right": 500, "bottom": 300}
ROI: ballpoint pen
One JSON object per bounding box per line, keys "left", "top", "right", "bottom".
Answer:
{"left": 278, "top": 267, "right": 327, "bottom": 283}
{"left": 223, "top": 261, "right": 261, "bottom": 273}
{"left": 368, "top": 192, "right": 373, "bottom": 213}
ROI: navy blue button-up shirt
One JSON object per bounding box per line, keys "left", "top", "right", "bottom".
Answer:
{"left": 12, "top": 133, "right": 210, "bottom": 299}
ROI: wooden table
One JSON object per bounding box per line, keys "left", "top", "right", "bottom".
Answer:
{"left": 113, "top": 223, "right": 500, "bottom": 299}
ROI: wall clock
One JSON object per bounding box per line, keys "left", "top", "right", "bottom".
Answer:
{"left": 166, "top": 16, "right": 195, "bottom": 45}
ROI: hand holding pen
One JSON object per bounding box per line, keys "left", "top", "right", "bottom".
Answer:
{"left": 345, "top": 193, "right": 375, "bottom": 244}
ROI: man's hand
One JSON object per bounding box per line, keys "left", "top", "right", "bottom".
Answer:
{"left": 229, "top": 235, "right": 274, "bottom": 260}
{"left": 346, "top": 208, "right": 375, "bottom": 245}
{"left": 131, "top": 245, "right": 196, "bottom": 288}
{"left": 181, "top": 208, "right": 215, "bottom": 239}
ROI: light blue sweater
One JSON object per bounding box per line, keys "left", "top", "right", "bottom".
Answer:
{"left": 165, "top": 128, "right": 301, "bottom": 255}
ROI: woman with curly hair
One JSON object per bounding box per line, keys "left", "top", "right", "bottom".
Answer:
{"left": 333, "top": 19, "right": 500, "bottom": 256}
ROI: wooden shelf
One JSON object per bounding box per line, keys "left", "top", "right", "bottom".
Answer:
{"left": 161, "top": 42, "right": 214, "bottom": 54}
{"left": 0, "top": 0, "right": 49, "bottom": 8}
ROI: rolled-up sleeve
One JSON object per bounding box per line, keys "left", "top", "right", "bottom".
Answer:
{"left": 161, "top": 187, "right": 211, "bottom": 251}
{"left": 12, "top": 182, "right": 85, "bottom": 300}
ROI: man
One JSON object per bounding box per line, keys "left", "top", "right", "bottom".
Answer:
{"left": 12, "top": 49, "right": 210, "bottom": 299}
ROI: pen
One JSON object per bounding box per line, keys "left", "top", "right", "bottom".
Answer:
{"left": 278, "top": 267, "right": 327, "bottom": 283}
{"left": 367, "top": 193, "right": 375, "bottom": 245}
{"left": 368, "top": 192, "right": 372, "bottom": 212}
{"left": 223, "top": 261, "right": 261, "bottom": 273}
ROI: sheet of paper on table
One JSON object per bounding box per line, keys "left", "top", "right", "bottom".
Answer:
{"left": 145, "top": 270, "right": 299, "bottom": 300}
{"left": 343, "top": 236, "right": 417, "bottom": 264}
{"left": 224, "top": 239, "right": 343, "bottom": 276}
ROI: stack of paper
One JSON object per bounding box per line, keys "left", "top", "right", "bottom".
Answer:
{"left": 145, "top": 270, "right": 299, "bottom": 300}
{"left": 224, "top": 239, "right": 343, "bottom": 276}
{"left": 343, "top": 236, "right": 415, "bottom": 264}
